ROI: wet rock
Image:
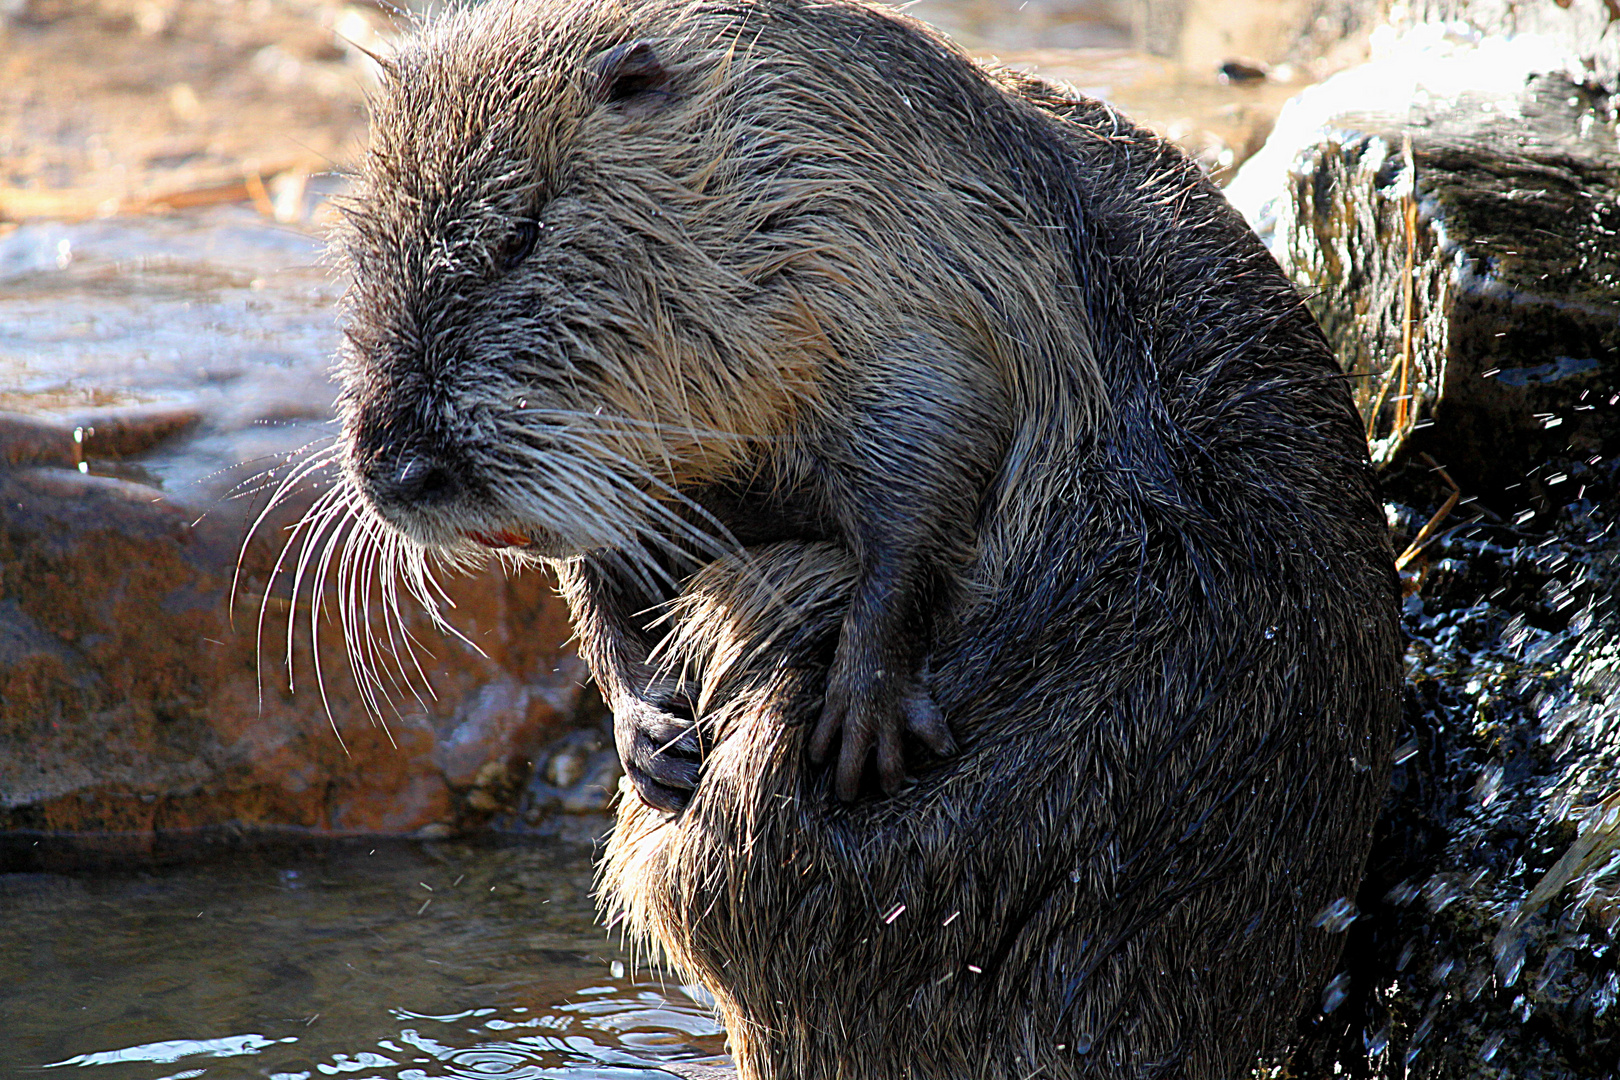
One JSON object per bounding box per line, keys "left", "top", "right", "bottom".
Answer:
{"left": 1286, "top": 457, "right": 1620, "bottom": 1079}
{"left": 0, "top": 412, "right": 76, "bottom": 468}
{"left": 1229, "top": 19, "right": 1620, "bottom": 1079}
{"left": 0, "top": 457, "right": 586, "bottom": 862}
{"left": 70, "top": 404, "right": 201, "bottom": 458}
{"left": 1232, "top": 30, "right": 1620, "bottom": 503}
{"left": 513, "top": 703, "right": 626, "bottom": 822}
{"left": 0, "top": 406, "right": 199, "bottom": 469}
{"left": 0, "top": 209, "right": 585, "bottom": 867}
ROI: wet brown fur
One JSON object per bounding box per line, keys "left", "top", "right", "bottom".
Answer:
{"left": 333, "top": 0, "right": 1403, "bottom": 1077}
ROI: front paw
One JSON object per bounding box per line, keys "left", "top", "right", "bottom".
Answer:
{"left": 613, "top": 695, "right": 702, "bottom": 814}
{"left": 808, "top": 660, "right": 955, "bottom": 802}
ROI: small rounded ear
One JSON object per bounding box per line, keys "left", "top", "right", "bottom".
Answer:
{"left": 593, "top": 39, "right": 671, "bottom": 106}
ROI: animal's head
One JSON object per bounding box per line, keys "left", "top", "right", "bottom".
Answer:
{"left": 337, "top": 0, "right": 825, "bottom": 566}
{"left": 332, "top": 0, "right": 1093, "bottom": 566}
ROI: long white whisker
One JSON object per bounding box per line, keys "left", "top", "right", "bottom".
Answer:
{"left": 238, "top": 442, "right": 341, "bottom": 670}
{"left": 264, "top": 484, "right": 346, "bottom": 697}
{"left": 306, "top": 499, "right": 356, "bottom": 754}
{"left": 367, "top": 518, "right": 435, "bottom": 713}
{"left": 516, "top": 432, "right": 737, "bottom": 566}
{"left": 387, "top": 531, "right": 444, "bottom": 699}
{"left": 338, "top": 510, "right": 393, "bottom": 726}
{"left": 284, "top": 489, "right": 352, "bottom": 693}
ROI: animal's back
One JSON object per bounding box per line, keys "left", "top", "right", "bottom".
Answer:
{"left": 604, "top": 11, "right": 1400, "bottom": 1079}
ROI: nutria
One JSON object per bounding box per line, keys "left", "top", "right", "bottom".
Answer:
{"left": 327, "top": 0, "right": 1403, "bottom": 1077}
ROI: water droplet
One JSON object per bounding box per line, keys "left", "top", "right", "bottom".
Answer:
{"left": 1321, "top": 972, "right": 1350, "bottom": 1013}
{"left": 1423, "top": 874, "right": 1462, "bottom": 913}
{"left": 1263, "top": 625, "right": 1277, "bottom": 640}
{"left": 1590, "top": 970, "right": 1618, "bottom": 1017}
{"left": 1495, "top": 933, "right": 1526, "bottom": 988}
{"left": 1385, "top": 878, "right": 1422, "bottom": 906}
{"left": 610, "top": 960, "right": 625, "bottom": 978}
{"left": 1535, "top": 947, "right": 1569, "bottom": 993}
{"left": 1312, "top": 897, "right": 1358, "bottom": 933}
{"left": 1073, "top": 1035, "right": 1092, "bottom": 1054}
{"left": 1411, "top": 1007, "right": 1437, "bottom": 1048}
{"left": 1068, "top": 868, "right": 1081, "bottom": 884}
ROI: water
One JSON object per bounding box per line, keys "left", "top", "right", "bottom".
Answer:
{"left": 0, "top": 203, "right": 344, "bottom": 504}
{"left": 0, "top": 837, "right": 729, "bottom": 1079}
{"left": 0, "top": 188, "right": 726, "bottom": 1080}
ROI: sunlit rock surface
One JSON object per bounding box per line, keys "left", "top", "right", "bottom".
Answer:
{"left": 0, "top": 211, "right": 590, "bottom": 864}
{"left": 1229, "top": 12, "right": 1620, "bottom": 1076}
{"left": 1231, "top": 24, "right": 1619, "bottom": 484}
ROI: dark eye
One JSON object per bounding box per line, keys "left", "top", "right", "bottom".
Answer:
{"left": 500, "top": 219, "right": 540, "bottom": 271}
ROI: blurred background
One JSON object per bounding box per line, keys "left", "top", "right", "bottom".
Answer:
{"left": 0, "top": 0, "right": 1370, "bottom": 224}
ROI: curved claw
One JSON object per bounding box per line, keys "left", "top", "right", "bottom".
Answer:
{"left": 614, "top": 696, "right": 702, "bottom": 813}
{"left": 903, "top": 686, "right": 956, "bottom": 757}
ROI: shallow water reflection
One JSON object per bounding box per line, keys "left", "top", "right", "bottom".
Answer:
{"left": 0, "top": 837, "right": 727, "bottom": 1079}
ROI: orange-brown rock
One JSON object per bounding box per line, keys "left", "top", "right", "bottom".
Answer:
{"left": 0, "top": 416, "right": 584, "bottom": 866}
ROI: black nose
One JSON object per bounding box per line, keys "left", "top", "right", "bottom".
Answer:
{"left": 371, "top": 453, "right": 462, "bottom": 510}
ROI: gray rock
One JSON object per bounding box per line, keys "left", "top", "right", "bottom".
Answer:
{"left": 1231, "top": 37, "right": 1619, "bottom": 500}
